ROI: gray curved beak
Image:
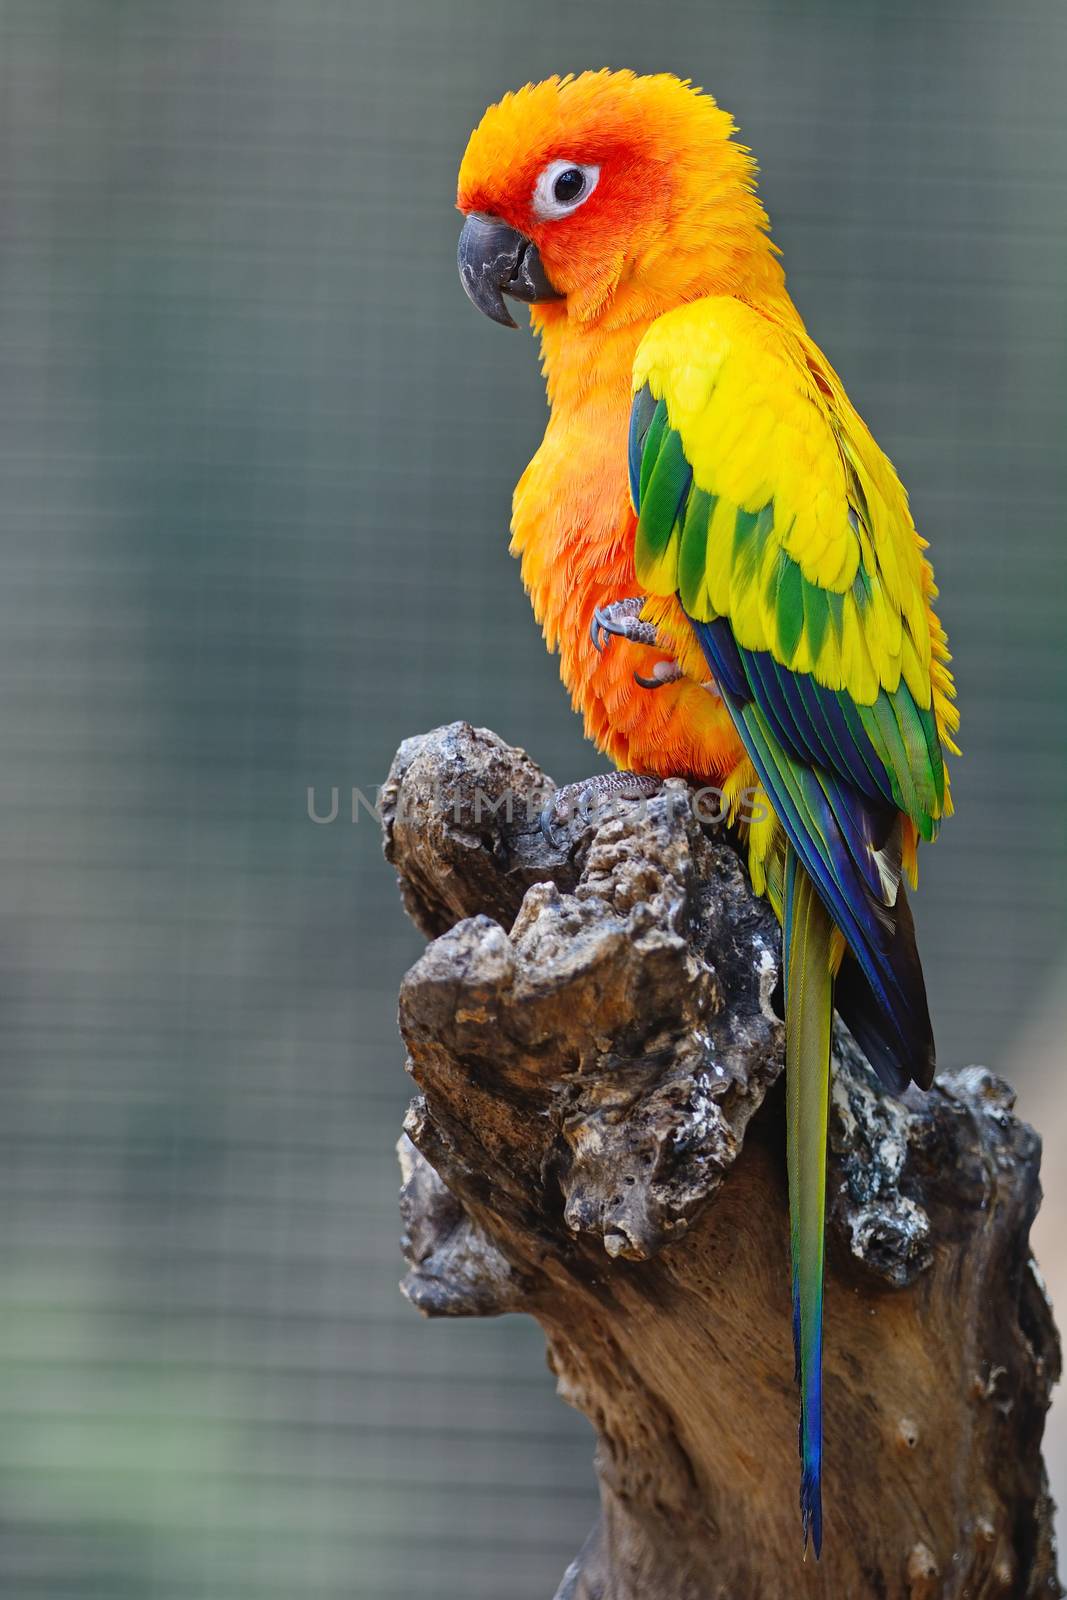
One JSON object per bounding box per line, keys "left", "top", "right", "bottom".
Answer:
{"left": 457, "top": 213, "right": 562, "bottom": 328}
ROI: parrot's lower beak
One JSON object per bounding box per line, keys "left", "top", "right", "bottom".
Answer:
{"left": 457, "top": 213, "right": 562, "bottom": 328}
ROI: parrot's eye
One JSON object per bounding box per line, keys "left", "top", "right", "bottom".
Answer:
{"left": 532, "top": 159, "right": 600, "bottom": 221}
{"left": 553, "top": 168, "right": 585, "bottom": 203}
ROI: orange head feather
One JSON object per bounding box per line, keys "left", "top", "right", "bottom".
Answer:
{"left": 457, "top": 70, "right": 784, "bottom": 326}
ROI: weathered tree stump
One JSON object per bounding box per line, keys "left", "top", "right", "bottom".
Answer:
{"left": 381, "top": 722, "right": 1061, "bottom": 1600}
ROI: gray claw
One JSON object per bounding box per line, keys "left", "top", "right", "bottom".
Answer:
{"left": 591, "top": 598, "right": 657, "bottom": 653}
{"left": 539, "top": 796, "right": 565, "bottom": 850}
{"left": 634, "top": 661, "right": 684, "bottom": 690}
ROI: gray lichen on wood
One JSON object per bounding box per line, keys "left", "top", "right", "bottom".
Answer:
{"left": 383, "top": 722, "right": 1062, "bottom": 1599}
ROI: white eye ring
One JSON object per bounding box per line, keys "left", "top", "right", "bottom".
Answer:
{"left": 531, "top": 159, "right": 600, "bottom": 221}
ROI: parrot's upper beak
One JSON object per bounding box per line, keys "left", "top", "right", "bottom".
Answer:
{"left": 457, "top": 213, "right": 562, "bottom": 328}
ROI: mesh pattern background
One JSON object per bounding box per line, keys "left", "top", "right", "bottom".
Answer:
{"left": 0, "top": 2, "right": 1064, "bottom": 1596}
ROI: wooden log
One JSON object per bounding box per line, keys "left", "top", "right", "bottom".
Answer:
{"left": 382, "top": 723, "right": 1061, "bottom": 1600}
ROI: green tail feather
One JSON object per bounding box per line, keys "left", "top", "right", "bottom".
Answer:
{"left": 784, "top": 845, "right": 833, "bottom": 1557}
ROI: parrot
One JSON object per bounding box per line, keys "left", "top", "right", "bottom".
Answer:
{"left": 454, "top": 69, "right": 958, "bottom": 1555}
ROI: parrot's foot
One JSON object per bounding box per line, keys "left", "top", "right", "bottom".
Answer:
{"left": 633, "top": 660, "right": 684, "bottom": 690}
{"left": 591, "top": 598, "right": 683, "bottom": 690}
{"left": 590, "top": 597, "right": 658, "bottom": 651}
{"left": 540, "top": 771, "right": 664, "bottom": 849}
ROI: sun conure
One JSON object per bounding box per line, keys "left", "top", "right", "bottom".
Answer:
{"left": 455, "top": 68, "right": 958, "bottom": 1556}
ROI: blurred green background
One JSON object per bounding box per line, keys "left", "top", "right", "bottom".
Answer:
{"left": 0, "top": 1, "right": 1064, "bottom": 1596}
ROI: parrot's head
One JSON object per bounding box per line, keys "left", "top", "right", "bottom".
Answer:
{"left": 456, "top": 70, "right": 775, "bottom": 331}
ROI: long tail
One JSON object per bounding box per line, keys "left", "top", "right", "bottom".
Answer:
{"left": 784, "top": 844, "right": 834, "bottom": 1558}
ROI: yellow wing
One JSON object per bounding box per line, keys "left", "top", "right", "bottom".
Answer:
{"left": 631, "top": 297, "right": 957, "bottom": 764}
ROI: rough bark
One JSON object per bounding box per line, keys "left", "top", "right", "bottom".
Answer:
{"left": 382, "top": 722, "right": 1061, "bottom": 1600}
